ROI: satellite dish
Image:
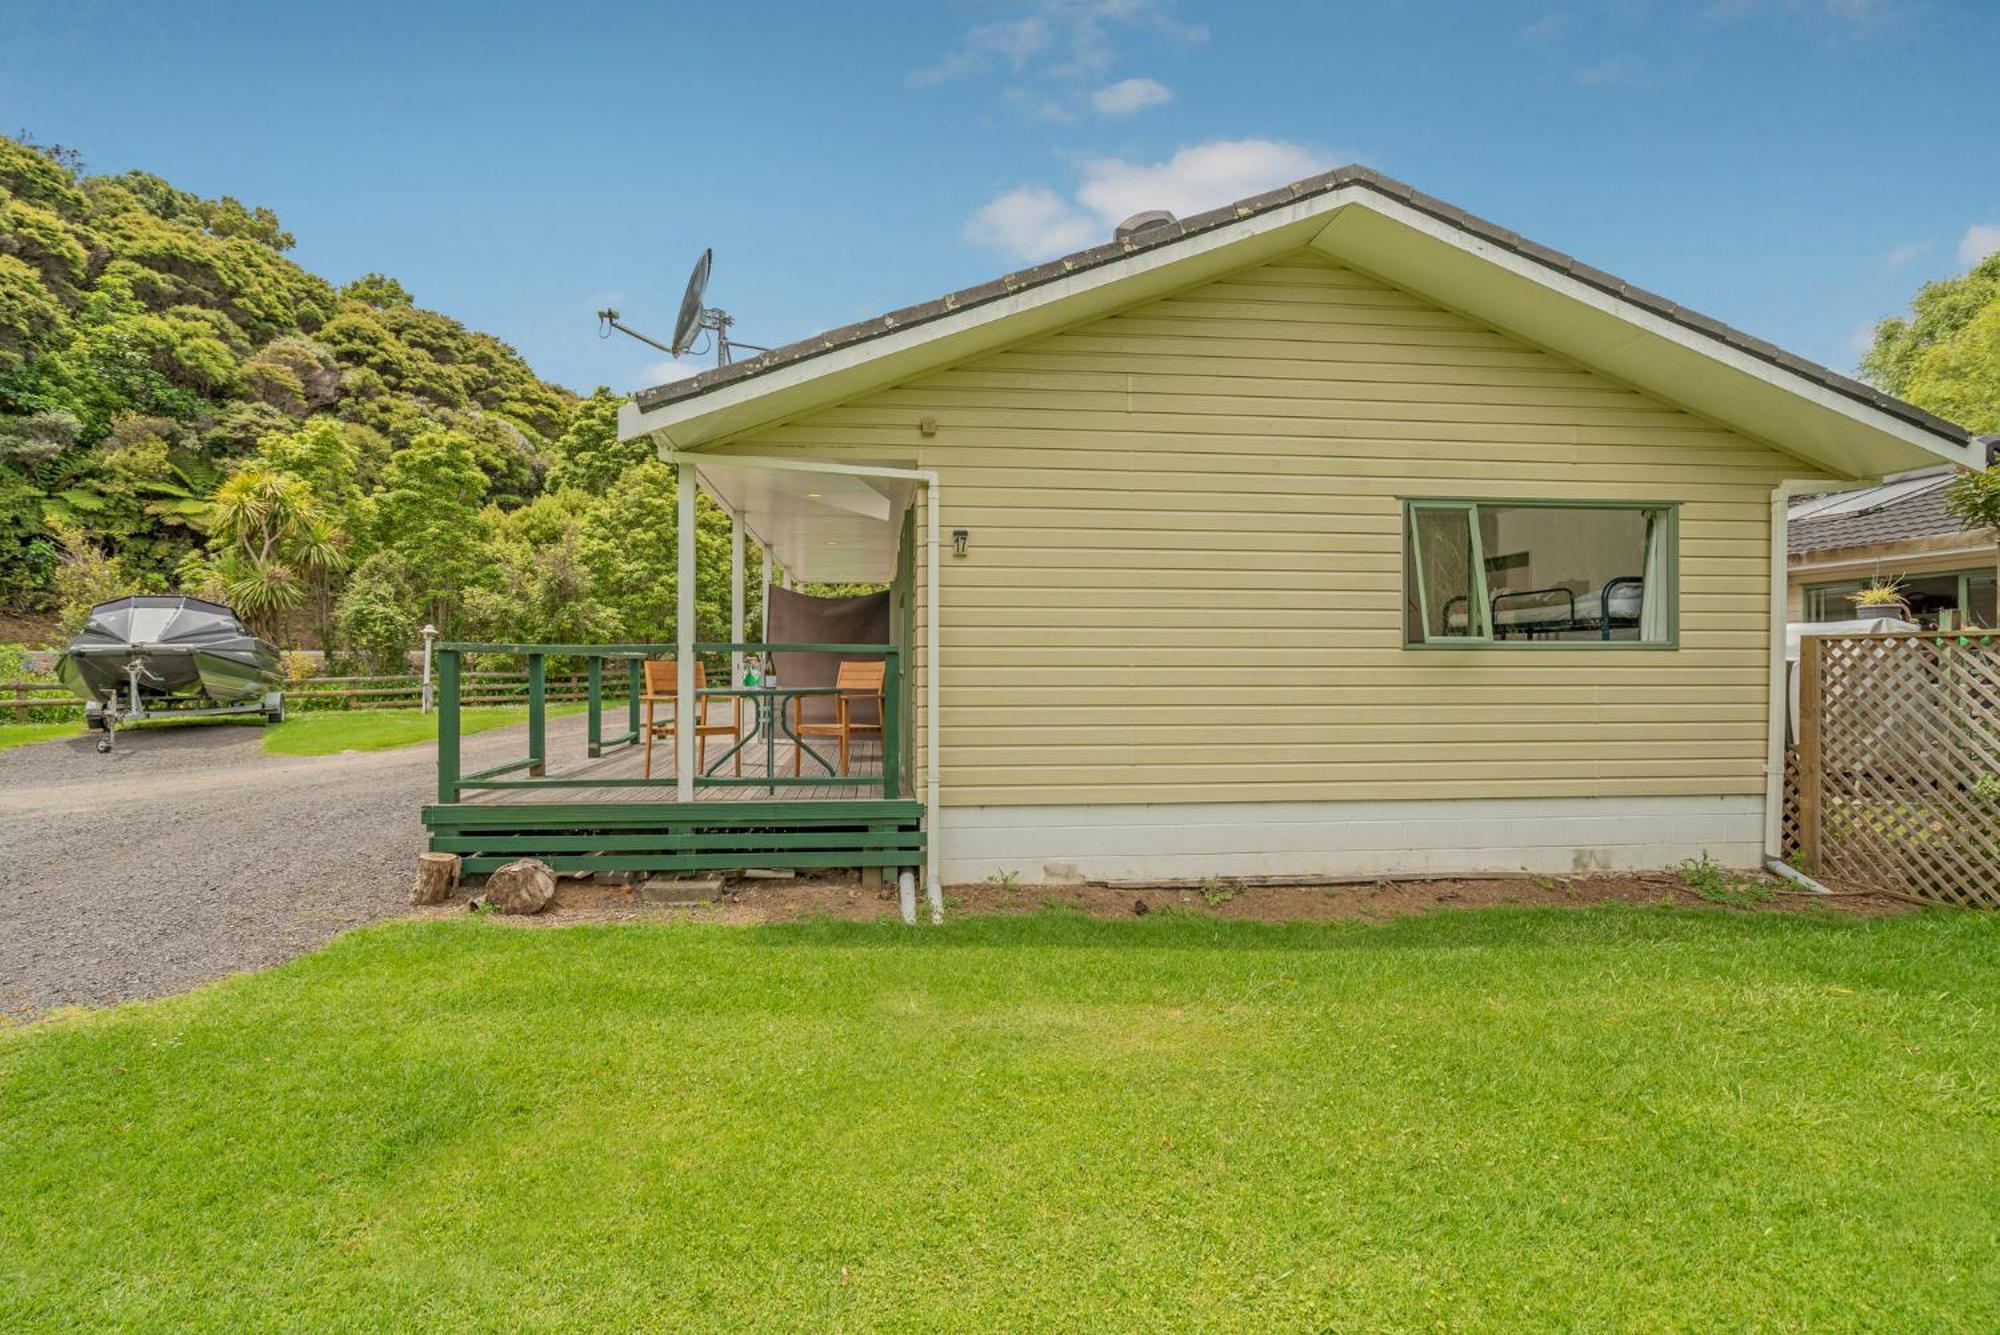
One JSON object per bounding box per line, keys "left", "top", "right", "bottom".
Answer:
{"left": 594, "top": 246, "right": 767, "bottom": 369}
{"left": 670, "top": 248, "right": 713, "bottom": 357}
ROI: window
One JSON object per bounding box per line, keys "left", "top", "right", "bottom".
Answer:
{"left": 1803, "top": 570, "right": 1999, "bottom": 630}
{"left": 1403, "top": 501, "right": 1675, "bottom": 647}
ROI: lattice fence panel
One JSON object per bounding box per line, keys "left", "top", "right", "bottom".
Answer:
{"left": 1799, "top": 633, "right": 2000, "bottom": 908}
{"left": 1780, "top": 747, "right": 1803, "bottom": 863}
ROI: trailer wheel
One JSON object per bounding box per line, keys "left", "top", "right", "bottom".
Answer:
{"left": 96, "top": 737, "right": 112, "bottom": 754}
{"left": 262, "top": 691, "right": 285, "bottom": 725}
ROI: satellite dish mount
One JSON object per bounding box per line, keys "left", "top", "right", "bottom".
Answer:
{"left": 596, "top": 247, "right": 767, "bottom": 368}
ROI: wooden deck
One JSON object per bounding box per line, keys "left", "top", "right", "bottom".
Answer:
{"left": 465, "top": 731, "right": 893, "bottom": 805}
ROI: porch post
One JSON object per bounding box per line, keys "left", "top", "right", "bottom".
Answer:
{"left": 435, "top": 647, "right": 460, "bottom": 805}
{"left": 762, "top": 541, "right": 774, "bottom": 643}
{"left": 675, "top": 461, "right": 698, "bottom": 803}
{"left": 730, "top": 515, "right": 745, "bottom": 687}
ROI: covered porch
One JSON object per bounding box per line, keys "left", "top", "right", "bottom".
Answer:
{"left": 420, "top": 450, "right": 940, "bottom": 918}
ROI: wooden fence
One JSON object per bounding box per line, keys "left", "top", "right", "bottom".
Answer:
{"left": 1791, "top": 631, "right": 2000, "bottom": 908}
{"left": 6, "top": 670, "right": 607, "bottom": 721}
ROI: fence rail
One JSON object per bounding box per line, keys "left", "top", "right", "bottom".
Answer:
{"left": 5, "top": 681, "right": 79, "bottom": 722}
{"left": 1791, "top": 631, "right": 2000, "bottom": 908}
{"left": 4, "top": 671, "right": 595, "bottom": 721}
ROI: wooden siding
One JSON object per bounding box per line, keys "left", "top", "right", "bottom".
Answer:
{"left": 720, "top": 250, "right": 1822, "bottom": 807}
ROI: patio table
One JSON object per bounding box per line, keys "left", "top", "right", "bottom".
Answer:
{"left": 699, "top": 685, "right": 841, "bottom": 794}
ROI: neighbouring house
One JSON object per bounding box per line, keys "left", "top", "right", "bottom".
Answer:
{"left": 426, "top": 166, "right": 1983, "bottom": 906}
{"left": 1788, "top": 467, "right": 1998, "bottom": 630}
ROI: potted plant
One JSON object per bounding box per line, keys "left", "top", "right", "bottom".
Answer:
{"left": 1846, "top": 577, "right": 1908, "bottom": 619}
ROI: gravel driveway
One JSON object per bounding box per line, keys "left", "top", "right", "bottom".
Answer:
{"left": 0, "top": 715, "right": 574, "bottom": 1017}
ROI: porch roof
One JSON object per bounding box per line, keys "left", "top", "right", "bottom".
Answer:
{"left": 695, "top": 454, "right": 914, "bottom": 585}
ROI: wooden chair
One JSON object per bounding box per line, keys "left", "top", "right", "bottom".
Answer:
{"left": 641, "top": 660, "right": 741, "bottom": 779}
{"left": 791, "top": 660, "right": 885, "bottom": 776}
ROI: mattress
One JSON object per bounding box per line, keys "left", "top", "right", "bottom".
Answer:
{"left": 1446, "top": 581, "right": 1644, "bottom": 632}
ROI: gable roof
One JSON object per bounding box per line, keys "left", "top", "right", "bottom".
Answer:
{"left": 620, "top": 166, "right": 1978, "bottom": 480}
{"left": 1788, "top": 472, "right": 1976, "bottom": 556}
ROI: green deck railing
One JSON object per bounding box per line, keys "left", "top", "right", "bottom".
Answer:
{"left": 434, "top": 642, "right": 903, "bottom": 805}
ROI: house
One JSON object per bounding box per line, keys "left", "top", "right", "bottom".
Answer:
{"left": 425, "top": 167, "right": 1981, "bottom": 914}
{"left": 1788, "top": 467, "right": 1997, "bottom": 629}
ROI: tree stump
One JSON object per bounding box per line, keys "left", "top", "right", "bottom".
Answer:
{"left": 411, "top": 852, "right": 461, "bottom": 905}
{"left": 484, "top": 858, "right": 557, "bottom": 915}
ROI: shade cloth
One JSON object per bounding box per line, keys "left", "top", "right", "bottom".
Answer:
{"left": 766, "top": 586, "right": 890, "bottom": 725}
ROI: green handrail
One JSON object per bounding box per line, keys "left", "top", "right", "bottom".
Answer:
{"left": 435, "top": 641, "right": 905, "bottom": 803}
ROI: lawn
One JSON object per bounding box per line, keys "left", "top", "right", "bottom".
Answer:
{"left": 0, "top": 705, "right": 581, "bottom": 757}
{"left": 0, "top": 720, "right": 79, "bottom": 753}
{"left": 2, "top": 909, "right": 1994, "bottom": 1330}
{"left": 263, "top": 704, "right": 584, "bottom": 756}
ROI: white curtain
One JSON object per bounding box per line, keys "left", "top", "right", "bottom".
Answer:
{"left": 1639, "top": 512, "right": 1670, "bottom": 642}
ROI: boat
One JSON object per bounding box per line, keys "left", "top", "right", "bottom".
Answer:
{"left": 57, "top": 595, "right": 284, "bottom": 749}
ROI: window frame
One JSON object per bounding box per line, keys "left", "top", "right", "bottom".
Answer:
{"left": 1400, "top": 497, "right": 1680, "bottom": 651}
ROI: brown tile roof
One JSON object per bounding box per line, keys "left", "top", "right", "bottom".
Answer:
{"left": 1788, "top": 478, "right": 1974, "bottom": 556}
{"left": 630, "top": 165, "right": 1972, "bottom": 448}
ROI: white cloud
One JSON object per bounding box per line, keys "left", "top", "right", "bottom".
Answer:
{"left": 1074, "top": 140, "right": 1329, "bottom": 224}
{"left": 630, "top": 357, "right": 704, "bottom": 394}
{"left": 963, "top": 186, "right": 1103, "bottom": 261}
{"left": 963, "top": 139, "right": 1336, "bottom": 262}
{"left": 912, "top": 0, "right": 1205, "bottom": 87}
{"left": 1884, "top": 239, "right": 1932, "bottom": 267}
{"left": 1090, "top": 76, "right": 1171, "bottom": 116}
{"left": 1958, "top": 223, "right": 2000, "bottom": 267}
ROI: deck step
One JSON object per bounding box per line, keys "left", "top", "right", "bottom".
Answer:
{"left": 422, "top": 800, "right": 925, "bottom": 875}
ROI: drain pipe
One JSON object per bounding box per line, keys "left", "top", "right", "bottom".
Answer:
{"left": 1764, "top": 476, "right": 1873, "bottom": 862}
{"left": 1765, "top": 857, "right": 1834, "bottom": 895}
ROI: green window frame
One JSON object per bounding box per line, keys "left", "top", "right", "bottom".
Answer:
{"left": 1402, "top": 498, "right": 1680, "bottom": 650}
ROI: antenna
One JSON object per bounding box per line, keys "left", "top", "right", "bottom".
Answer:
{"left": 596, "top": 247, "right": 768, "bottom": 369}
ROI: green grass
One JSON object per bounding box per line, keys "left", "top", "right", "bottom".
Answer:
{"left": 0, "top": 720, "right": 80, "bottom": 752}
{"left": 3, "top": 909, "right": 1995, "bottom": 1330}
{"left": 0, "top": 705, "right": 579, "bottom": 756}
{"left": 262, "top": 704, "right": 583, "bottom": 756}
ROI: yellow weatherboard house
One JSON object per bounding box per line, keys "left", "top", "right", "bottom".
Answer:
{"left": 598, "top": 167, "right": 1978, "bottom": 895}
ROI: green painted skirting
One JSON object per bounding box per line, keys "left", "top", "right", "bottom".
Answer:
{"left": 422, "top": 799, "right": 926, "bottom": 874}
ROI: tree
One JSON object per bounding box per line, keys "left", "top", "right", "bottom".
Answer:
{"left": 1863, "top": 252, "right": 2000, "bottom": 438}
{"left": 365, "top": 430, "right": 488, "bottom": 633}
{"left": 464, "top": 501, "right": 617, "bottom": 648}
{"left": 332, "top": 551, "right": 418, "bottom": 672}
{"left": 48, "top": 520, "right": 135, "bottom": 637}
{"left": 1865, "top": 253, "right": 2000, "bottom": 533}
{"left": 577, "top": 460, "right": 743, "bottom": 642}
{"left": 0, "top": 465, "right": 53, "bottom": 605}
{"left": 547, "top": 388, "right": 648, "bottom": 494}
{"left": 191, "top": 467, "right": 346, "bottom": 638}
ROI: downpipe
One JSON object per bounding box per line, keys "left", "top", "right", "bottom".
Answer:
{"left": 1764, "top": 857, "right": 1833, "bottom": 896}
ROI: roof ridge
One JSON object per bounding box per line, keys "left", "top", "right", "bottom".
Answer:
{"left": 629, "top": 166, "right": 1970, "bottom": 448}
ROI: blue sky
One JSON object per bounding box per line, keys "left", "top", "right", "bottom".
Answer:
{"left": 7, "top": 0, "right": 1997, "bottom": 396}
